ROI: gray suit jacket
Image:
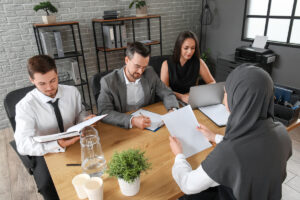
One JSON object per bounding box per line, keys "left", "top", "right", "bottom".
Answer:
{"left": 97, "top": 66, "right": 179, "bottom": 128}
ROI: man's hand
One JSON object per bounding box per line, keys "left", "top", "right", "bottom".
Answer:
{"left": 84, "top": 114, "right": 96, "bottom": 121}
{"left": 197, "top": 123, "right": 216, "bottom": 143}
{"left": 57, "top": 136, "right": 80, "bottom": 148}
{"left": 169, "top": 136, "right": 183, "bottom": 156}
{"left": 131, "top": 116, "right": 151, "bottom": 129}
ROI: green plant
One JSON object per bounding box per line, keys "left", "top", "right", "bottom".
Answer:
{"left": 106, "top": 149, "right": 151, "bottom": 183}
{"left": 129, "top": 0, "right": 146, "bottom": 9}
{"left": 200, "top": 48, "right": 210, "bottom": 63}
{"left": 33, "top": 1, "right": 58, "bottom": 16}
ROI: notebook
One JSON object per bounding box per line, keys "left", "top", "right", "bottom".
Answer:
{"left": 131, "top": 109, "right": 164, "bottom": 132}
{"left": 33, "top": 114, "right": 107, "bottom": 143}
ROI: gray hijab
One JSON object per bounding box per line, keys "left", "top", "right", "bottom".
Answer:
{"left": 202, "top": 65, "right": 292, "bottom": 200}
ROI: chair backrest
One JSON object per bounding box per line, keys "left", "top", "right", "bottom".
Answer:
{"left": 91, "top": 70, "right": 113, "bottom": 106}
{"left": 149, "top": 55, "right": 170, "bottom": 77}
{"left": 4, "top": 86, "right": 35, "bottom": 131}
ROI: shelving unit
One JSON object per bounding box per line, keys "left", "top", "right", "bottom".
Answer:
{"left": 33, "top": 21, "right": 93, "bottom": 112}
{"left": 92, "top": 15, "right": 162, "bottom": 72}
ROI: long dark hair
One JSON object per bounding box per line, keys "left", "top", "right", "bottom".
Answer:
{"left": 173, "top": 31, "right": 200, "bottom": 63}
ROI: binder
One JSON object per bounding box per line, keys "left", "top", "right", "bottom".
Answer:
{"left": 53, "top": 31, "right": 64, "bottom": 57}
{"left": 103, "top": 26, "right": 115, "bottom": 49}
{"left": 39, "top": 31, "right": 55, "bottom": 57}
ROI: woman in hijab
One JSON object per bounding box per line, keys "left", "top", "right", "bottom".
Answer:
{"left": 169, "top": 65, "right": 292, "bottom": 200}
{"left": 160, "top": 31, "right": 215, "bottom": 104}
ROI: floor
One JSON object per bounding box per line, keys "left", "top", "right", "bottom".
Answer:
{"left": 0, "top": 126, "right": 300, "bottom": 200}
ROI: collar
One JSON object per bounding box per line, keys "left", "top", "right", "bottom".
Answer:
{"left": 123, "top": 67, "right": 141, "bottom": 85}
{"left": 36, "top": 85, "right": 62, "bottom": 103}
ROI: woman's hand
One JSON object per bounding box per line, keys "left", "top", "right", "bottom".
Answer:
{"left": 169, "top": 136, "right": 183, "bottom": 156}
{"left": 197, "top": 123, "right": 216, "bottom": 143}
{"left": 181, "top": 93, "right": 189, "bottom": 104}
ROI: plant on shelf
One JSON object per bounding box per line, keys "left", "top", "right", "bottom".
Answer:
{"left": 106, "top": 148, "right": 151, "bottom": 196}
{"left": 129, "top": 0, "right": 148, "bottom": 17}
{"left": 33, "top": 1, "right": 58, "bottom": 24}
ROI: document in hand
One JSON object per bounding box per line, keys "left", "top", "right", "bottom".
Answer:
{"left": 131, "top": 109, "right": 164, "bottom": 132}
{"left": 162, "top": 105, "right": 212, "bottom": 158}
{"left": 33, "top": 114, "right": 107, "bottom": 143}
{"left": 198, "top": 104, "right": 230, "bottom": 127}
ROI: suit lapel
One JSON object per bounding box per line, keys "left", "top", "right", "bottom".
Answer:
{"left": 141, "top": 75, "right": 150, "bottom": 106}
{"left": 117, "top": 67, "right": 127, "bottom": 112}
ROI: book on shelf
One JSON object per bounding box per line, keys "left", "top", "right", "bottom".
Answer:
{"left": 39, "top": 31, "right": 55, "bottom": 57}
{"left": 53, "top": 31, "right": 64, "bottom": 57}
{"left": 33, "top": 114, "right": 107, "bottom": 143}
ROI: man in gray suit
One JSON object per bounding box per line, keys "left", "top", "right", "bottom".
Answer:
{"left": 98, "top": 42, "right": 179, "bottom": 129}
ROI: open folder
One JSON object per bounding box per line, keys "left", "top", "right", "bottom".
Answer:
{"left": 162, "top": 105, "right": 212, "bottom": 158}
{"left": 199, "top": 104, "right": 230, "bottom": 127}
{"left": 131, "top": 109, "right": 164, "bottom": 132}
{"left": 33, "top": 114, "right": 107, "bottom": 143}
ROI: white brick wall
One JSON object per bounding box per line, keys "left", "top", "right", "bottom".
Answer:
{"left": 0, "top": 0, "right": 201, "bottom": 129}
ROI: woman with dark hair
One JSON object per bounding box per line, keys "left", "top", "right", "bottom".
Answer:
{"left": 169, "top": 65, "right": 292, "bottom": 200}
{"left": 161, "top": 31, "right": 215, "bottom": 104}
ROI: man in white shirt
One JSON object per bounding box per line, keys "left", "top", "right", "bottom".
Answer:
{"left": 98, "top": 42, "right": 179, "bottom": 129}
{"left": 14, "top": 55, "right": 93, "bottom": 200}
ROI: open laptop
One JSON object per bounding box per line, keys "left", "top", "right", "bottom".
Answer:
{"left": 178, "top": 82, "right": 229, "bottom": 126}
{"left": 181, "top": 82, "right": 225, "bottom": 109}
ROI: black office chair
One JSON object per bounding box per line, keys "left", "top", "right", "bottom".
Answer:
{"left": 4, "top": 86, "right": 36, "bottom": 175}
{"left": 91, "top": 70, "right": 113, "bottom": 108}
{"left": 148, "top": 55, "right": 170, "bottom": 77}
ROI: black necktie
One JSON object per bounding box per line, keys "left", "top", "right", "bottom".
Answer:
{"left": 48, "top": 99, "right": 64, "bottom": 132}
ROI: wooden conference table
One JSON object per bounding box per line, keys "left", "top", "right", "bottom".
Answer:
{"left": 43, "top": 102, "right": 223, "bottom": 199}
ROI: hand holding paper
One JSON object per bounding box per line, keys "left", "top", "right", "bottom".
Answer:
{"left": 162, "top": 105, "right": 212, "bottom": 158}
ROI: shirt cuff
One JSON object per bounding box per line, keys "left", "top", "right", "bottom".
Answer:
{"left": 129, "top": 116, "right": 134, "bottom": 128}
{"left": 215, "top": 134, "right": 224, "bottom": 144}
{"left": 175, "top": 153, "right": 186, "bottom": 161}
{"left": 45, "top": 140, "right": 66, "bottom": 153}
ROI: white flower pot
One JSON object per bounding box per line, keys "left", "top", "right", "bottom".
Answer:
{"left": 42, "top": 15, "right": 56, "bottom": 24}
{"left": 136, "top": 6, "right": 147, "bottom": 17}
{"left": 118, "top": 177, "right": 140, "bottom": 196}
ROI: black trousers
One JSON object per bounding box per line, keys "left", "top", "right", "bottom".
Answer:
{"left": 179, "top": 185, "right": 236, "bottom": 200}
{"left": 32, "top": 156, "right": 59, "bottom": 200}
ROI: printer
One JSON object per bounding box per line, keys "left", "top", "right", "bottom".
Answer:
{"left": 235, "top": 46, "right": 276, "bottom": 65}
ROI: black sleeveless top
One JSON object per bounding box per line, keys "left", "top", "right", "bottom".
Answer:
{"left": 167, "top": 56, "right": 200, "bottom": 94}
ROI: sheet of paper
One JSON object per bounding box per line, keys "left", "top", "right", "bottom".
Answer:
{"left": 67, "top": 114, "right": 107, "bottom": 132}
{"left": 252, "top": 35, "right": 268, "bottom": 48}
{"left": 199, "top": 104, "right": 230, "bottom": 126}
{"left": 132, "top": 109, "right": 163, "bottom": 131}
{"left": 162, "top": 105, "right": 212, "bottom": 158}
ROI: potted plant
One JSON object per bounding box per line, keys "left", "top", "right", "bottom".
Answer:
{"left": 33, "top": 1, "right": 58, "bottom": 24}
{"left": 129, "top": 0, "right": 147, "bottom": 17}
{"left": 106, "top": 149, "right": 151, "bottom": 196}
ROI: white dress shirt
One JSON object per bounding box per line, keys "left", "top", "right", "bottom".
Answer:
{"left": 14, "top": 85, "right": 87, "bottom": 156}
{"left": 172, "top": 134, "right": 224, "bottom": 194}
{"left": 123, "top": 69, "right": 145, "bottom": 128}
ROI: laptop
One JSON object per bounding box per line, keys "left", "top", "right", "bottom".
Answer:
{"left": 178, "top": 82, "right": 229, "bottom": 126}
{"left": 188, "top": 82, "right": 225, "bottom": 109}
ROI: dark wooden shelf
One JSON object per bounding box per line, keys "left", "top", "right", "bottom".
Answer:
{"left": 92, "top": 15, "right": 160, "bottom": 23}
{"left": 97, "top": 40, "right": 160, "bottom": 52}
{"left": 60, "top": 79, "right": 87, "bottom": 87}
{"left": 33, "top": 21, "right": 79, "bottom": 27}
{"left": 53, "top": 51, "right": 82, "bottom": 60}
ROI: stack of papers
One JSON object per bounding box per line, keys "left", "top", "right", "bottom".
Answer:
{"left": 131, "top": 109, "right": 164, "bottom": 132}
{"left": 199, "top": 104, "right": 230, "bottom": 127}
{"left": 33, "top": 114, "right": 107, "bottom": 142}
{"left": 162, "top": 105, "right": 212, "bottom": 158}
